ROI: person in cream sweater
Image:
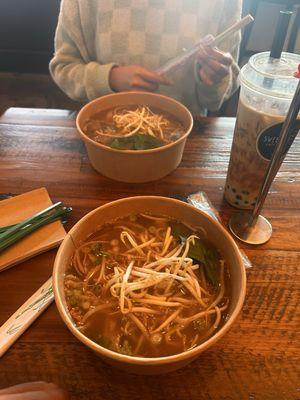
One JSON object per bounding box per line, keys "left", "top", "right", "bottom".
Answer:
{"left": 50, "top": 0, "right": 242, "bottom": 115}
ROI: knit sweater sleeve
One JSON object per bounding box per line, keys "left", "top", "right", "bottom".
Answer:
{"left": 49, "top": 0, "right": 117, "bottom": 102}
{"left": 194, "top": 0, "right": 242, "bottom": 112}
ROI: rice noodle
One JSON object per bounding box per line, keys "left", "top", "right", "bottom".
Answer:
{"left": 165, "top": 325, "right": 185, "bottom": 344}
{"left": 73, "top": 251, "right": 85, "bottom": 275}
{"left": 125, "top": 237, "right": 157, "bottom": 254}
{"left": 65, "top": 214, "right": 228, "bottom": 358}
{"left": 134, "top": 298, "right": 182, "bottom": 307}
{"left": 81, "top": 302, "right": 115, "bottom": 324}
{"left": 134, "top": 334, "right": 145, "bottom": 354}
{"left": 120, "top": 261, "right": 134, "bottom": 313}
{"left": 121, "top": 232, "right": 145, "bottom": 255}
{"left": 209, "top": 261, "right": 225, "bottom": 310}
{"left": 175, "top": 303, "right": 228, "bottom": 325}
{"left": 131, "top": 307, "right": 161, "bottom": 314}
{"left": 153, "top": 308, "right": 182, "bottom": 333}
{"left": 84, "top": 105, "right": 185, "bottom": 148}
{"left": 189, "top": 334, "right": 199, "bottom": 349}
{"left": 96, "top": 257, "right": 107, "bottom": 284}
{"left": 140, "top": 213, "right": 169, "bottom": 222}
{"left": 128, "top": 314, "right": 148, "bottom": 337}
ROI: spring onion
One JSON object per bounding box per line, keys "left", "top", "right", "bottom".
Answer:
{"left": 0, "top": 202, "right": 72, "bottom": 254}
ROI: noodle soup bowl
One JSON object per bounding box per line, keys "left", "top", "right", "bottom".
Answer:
{"left": 53, "top": 196, "right": 246, "bottom": 374}
{"left": 76, "top": 92, "right": 193, "bottom": 183}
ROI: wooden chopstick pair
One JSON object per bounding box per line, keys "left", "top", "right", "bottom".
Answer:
{"left": 0, "top": 200, "right": 72, "bottom": 357}
{"left": 0, "top": 277, "right": 54, "bottom": 358}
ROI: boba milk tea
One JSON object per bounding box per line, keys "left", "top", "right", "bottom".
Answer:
{"left": 225, "top": 52, "right": 300, "bottom": 209}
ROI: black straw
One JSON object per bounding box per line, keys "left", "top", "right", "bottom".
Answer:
{"left": 263, "top": 10, "right": 293, "bottom": 89}
{"left": 270, "top": 11, "right": 293, "bottom": 59}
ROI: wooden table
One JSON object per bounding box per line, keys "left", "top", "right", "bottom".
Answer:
{"left": 0, "top": 108, "right": 299, "bottom": 400}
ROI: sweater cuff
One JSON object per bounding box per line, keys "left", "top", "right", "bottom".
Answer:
{"left": 85, "top": 62, "right": 119, "bottom": 100}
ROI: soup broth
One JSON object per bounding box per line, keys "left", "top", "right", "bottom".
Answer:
{"left": 83, "top": 105, "right": 185, "bottom": 150}
{"left": 64, "top": 214, "right": 230, "bottom": 358}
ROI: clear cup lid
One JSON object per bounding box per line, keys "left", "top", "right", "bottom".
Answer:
{"left": 241, "top": 52, "right": 300, "bottom": 99}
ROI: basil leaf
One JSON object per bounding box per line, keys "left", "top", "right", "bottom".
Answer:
{"left": 110, "top": 134, "right": 162, "bottom": 150}
{"left": 170, "top": 222, "right": 220, "bottom": 288}
{"left": 133, "top": 134, "right": 162, "bottom": 150}
{"left": 202, "top": 248, "right": 220, "bottom": 288}
{"left": 170, "top": 221, "right": 193, "bottom": 240}
{"left": 188, "top": 238, "right": 206, "bottom": 264}
{"left": 110, "top": 137, "right": 135, "bottom": 150}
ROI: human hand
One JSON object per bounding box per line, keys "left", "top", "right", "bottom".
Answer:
{"left": 109, "top": 65, "right": 170, "bottom": 92}
{"left": 197, "top": 45, "right": 233, "bottom": 86}
{"left": 0, "top": 382, "right": 68, "bottom": 400}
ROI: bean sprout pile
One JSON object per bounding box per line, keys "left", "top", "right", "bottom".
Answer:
{"left": 64, "top": 214, "right": 228, "bottom": 357}
{"left": 83, "top": 105, "right": 185, "bottom": 148}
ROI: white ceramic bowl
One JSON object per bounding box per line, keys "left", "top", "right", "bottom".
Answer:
{"left": 76, "top": 92, "right": 193, "bottom": 183}
{"left": 53, "top": 196, "right": 246, "bottom": 374}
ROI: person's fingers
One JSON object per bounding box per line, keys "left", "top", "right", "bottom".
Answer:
{"left": 131, "top": 83, "right": 158, "bottom": 92}
{"left": 0, "top": 382, "right": 56, "bottom": 395}
{"left": 202, "top": 64, "right": 226, "bottom": 84}
{"left": 199, "top": 67, "right": 214, "bottom": 86}
{"left": 49, "top": 388, "right": 69, "bottom": 400}
{"left": 157, "top": 74, "right": 172, "bottom": 85}
{"left": 131, "top": 76, "right": 159, "bottom": 92}
{"left": 199, "top": 57, "right": 230, "bottom": 78}
{"left": 199, "top": 46, "right": 233, "bottom": 66}
{"left": 136, "top": 67, "right": 171, "bottom": 85}
{"left": 0, "top": 388, "right": 68, "bottom": 400}
{"left": 197, "top": 45, "right": 231, "bottom": 84}
{"left": 128, "top": 87, "right": 146, "bottom": 92}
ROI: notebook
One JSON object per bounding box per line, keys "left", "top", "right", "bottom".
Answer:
{"left": 0, "top": 187, "right": 67, "bottom": 272}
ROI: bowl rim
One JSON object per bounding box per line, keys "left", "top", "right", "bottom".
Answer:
{"left": 76, "top": 91, "right": 194, "bottom": 154}
{"left": 53, "top": 196, "right": 246, "bottom": 366}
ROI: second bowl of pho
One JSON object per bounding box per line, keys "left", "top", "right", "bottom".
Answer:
{"left": 53, "top": 196, "right": 246, "bottom": 374}
{"left": 76, "top": 92, "right": 193, "bottom": 183}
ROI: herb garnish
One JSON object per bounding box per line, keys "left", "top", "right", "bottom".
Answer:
{"left": 170, "top": 221, "right": 220, "bottom": 288}
{"left": 110, "top": 134, "right": 163, "bottom": 150}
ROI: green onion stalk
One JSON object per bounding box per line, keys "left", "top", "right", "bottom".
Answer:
{"left": 0, "top": 202, "right": 72, "bottom": 254}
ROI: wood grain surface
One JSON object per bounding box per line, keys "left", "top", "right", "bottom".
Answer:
{"left": 0, "top": 108, "right": 299, "bottom": 400}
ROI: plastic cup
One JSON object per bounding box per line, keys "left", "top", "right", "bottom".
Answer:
{"left": 225, "top": 51, "right": 300, "bottom": 209}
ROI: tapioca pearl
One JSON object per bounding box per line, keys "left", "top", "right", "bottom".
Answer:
{"left": 236, "top": 194, "right": 242, "bottom": 200}
{"left": 234, "top": 201, "right": 239, "bottom": 206}
{"left": 242, "top": 190, "right": 250, "bottom": 195}
{"left": 232, "top": 188, "right": 236, "bottom": 193}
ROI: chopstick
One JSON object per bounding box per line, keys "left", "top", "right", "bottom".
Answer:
{"left": 212, "top": 14, "right": 254, "bottom": 47}
{"left": 0, "top": 203, "right": 72, "bottom": 254}
{"left": 0, "top": 277, "right": 54, "bottom": 358}
{"left": 157, "top": 14, "right": 254, "bottom": 76}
